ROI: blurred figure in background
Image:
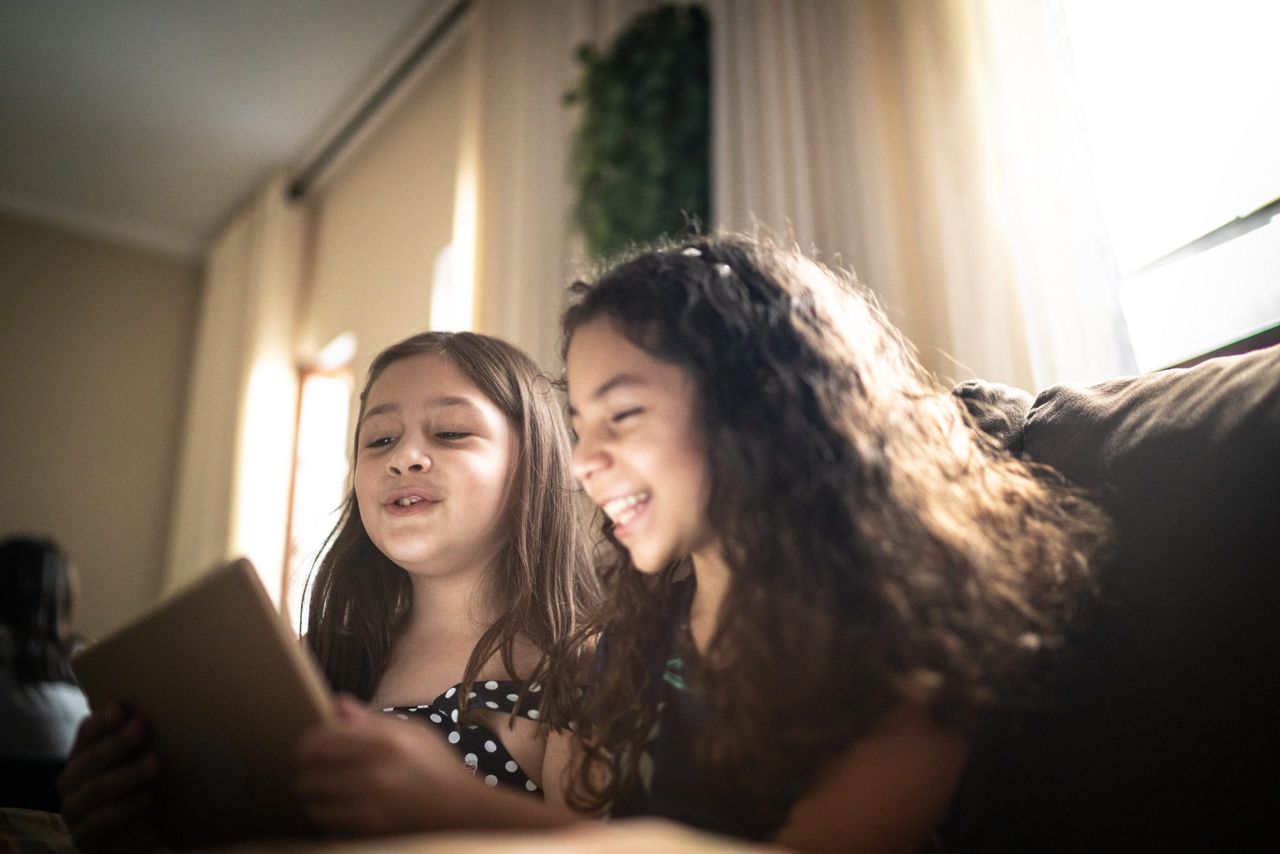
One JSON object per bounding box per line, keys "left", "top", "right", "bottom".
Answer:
{"left": 0, "top": 535, "right": 90, "bottom": 810}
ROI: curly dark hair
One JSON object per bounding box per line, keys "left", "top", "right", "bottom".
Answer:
{"left": 305, "top": 331, "right": 600, "bottom": 730}
{"left": 561, "top": 234, "right": 1109, "bottom": 817}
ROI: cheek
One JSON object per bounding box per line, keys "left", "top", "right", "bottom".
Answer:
{"left": 658, "top": 426, "right": 711, "bottom": 499}
{"left": 468, "top": 450, "right": 515, "bottom": 513}
{"left": 665, "top": 433, "right": 714, "bottom": 536}
{"left": 352, "top": 459, "right": 373, "bottom": 500}
{"left": 353, "top": 459, "right": 384, "bottom": 519}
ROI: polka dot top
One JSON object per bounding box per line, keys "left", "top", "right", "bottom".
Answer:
{"left": 382, "top": 679, "right": 543, "bottom": 796}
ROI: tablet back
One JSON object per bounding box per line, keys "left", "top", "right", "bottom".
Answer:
{"left": 71, "top": 558, "right": 334, "bottom": 846}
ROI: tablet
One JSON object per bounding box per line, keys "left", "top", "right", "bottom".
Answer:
{"left": 71, "top": 558, "right": 334, "bottom": 846}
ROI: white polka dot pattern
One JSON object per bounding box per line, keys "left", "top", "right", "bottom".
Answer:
{"left": 383, "top": 678, "right": 544, "bottom": 797}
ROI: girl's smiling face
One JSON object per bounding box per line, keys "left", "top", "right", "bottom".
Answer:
{"left": 567, "top": 317, "right": 716, "bottom": 573}
{"left": 355, "top": 352, "right": 515, "bottom": 579}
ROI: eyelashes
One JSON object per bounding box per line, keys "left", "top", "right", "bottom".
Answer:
{"left": 566, "top": 406, "right": 644, "bottom": 446}
{"left": 361, "top": 430, "right": 475, "bottom": 449}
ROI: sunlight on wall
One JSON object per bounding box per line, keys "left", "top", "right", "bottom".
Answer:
{"left": 314, "top": 331, "right": 357, "bottom": 372}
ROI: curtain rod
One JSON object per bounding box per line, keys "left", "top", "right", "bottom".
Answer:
{"left": 286, "top": 0, "right": 473, "bottom": 200}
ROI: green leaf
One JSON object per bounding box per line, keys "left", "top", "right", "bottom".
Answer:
{"left": 566, "top": 4, "right": 711, "bottom": 259}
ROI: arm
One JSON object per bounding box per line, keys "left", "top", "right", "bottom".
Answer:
{"left": 300, "top": 710, "right": 770, "bottom": 853}
{"left": 774, "top": 703, "right": 969, "bottom": 854}
{"left": 298, "top": 706, "right": 776, "bottom": 852}
{"left": 296, "top": 695, "right": 582, "bottom": 835}
{"left": 537, "top": 726, "right": 575, "bottom": 813}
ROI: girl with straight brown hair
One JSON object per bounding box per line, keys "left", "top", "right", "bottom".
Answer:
{"left": 58, "top": 331, "right": 600, "bottom": 847}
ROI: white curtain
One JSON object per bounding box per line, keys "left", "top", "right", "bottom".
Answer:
{"left": 459, "top": 0, "right": 660, "bottom": 371}
{"left": 969, "top": 0, "right": 1135, "bottom": 384}
{"left": 460, "top": 0, "right": 579, "bottom": 370}
{"left": 165, "top": 174, "right": 303, "bottom": 598}
{"left": 708, "top": 0, "right": 1134, "bottom": 390}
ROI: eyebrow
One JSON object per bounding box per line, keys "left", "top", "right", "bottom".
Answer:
{"left": 361, "top": 396, "right": 486, "bottom": 424}
{"left": 568, "top": 373, "right": 649, "bottom": 417}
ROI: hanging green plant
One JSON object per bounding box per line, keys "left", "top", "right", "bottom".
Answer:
{"left": 565, "top": 4, "right": 710, "bottom": 260}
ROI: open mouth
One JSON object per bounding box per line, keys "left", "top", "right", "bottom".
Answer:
{"left": 385, "top": 492, "right": 440, "bottom": 513}
{"left": 602, "top": 490, "right": 651, "bottom": 532}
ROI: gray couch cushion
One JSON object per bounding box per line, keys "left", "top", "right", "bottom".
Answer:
{"left": 961, "top": 344, "right": 1280, "bottom": 850}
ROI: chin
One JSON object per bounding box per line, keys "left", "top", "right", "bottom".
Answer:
{"left": 381, "top": 544, "right": 437, "bottom": 572}
{"left": 624, "top": 544, "right": 672, "bottom": 575}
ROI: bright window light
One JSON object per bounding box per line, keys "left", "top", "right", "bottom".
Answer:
{"left": 1062, "top": 0, "right": 1280, "bottom": 369}
{"left": 284, "top": 363, "right": 353, "bottom": 634}
{"left": 231, "top": 358, "right": 297, "bottom": 603}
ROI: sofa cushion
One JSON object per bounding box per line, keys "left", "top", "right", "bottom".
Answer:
{"left": 972, "top": 343, "right": 1280, "bottom": 849}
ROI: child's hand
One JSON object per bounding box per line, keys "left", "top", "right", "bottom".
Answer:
{"left": 56, "top": 702, "right": 164, "bottom": 853}
{"left": 296, "top": 694, "right": 471, "bottom": 835}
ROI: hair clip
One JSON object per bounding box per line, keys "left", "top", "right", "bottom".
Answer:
{"left": 714, "top": 263, "right": 732, "bottom": 278}
{"left": 681, "top": 247, "right": 702, "bottom": 257}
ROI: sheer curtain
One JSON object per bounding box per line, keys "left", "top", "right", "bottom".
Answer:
{"left": 165, "top": 175, "right": 303, "bottom": 598}
{"left": 969, "top": 0, "right": 1135, "bottom": 385}
{"left": 708, "top": 0, "right": 1133, "bottom": 389}
{"left": 456, "top": 0, "right": 572, "bottom": 370}
{"left": 458, "top": 0, "right": 662, "bottom": 370}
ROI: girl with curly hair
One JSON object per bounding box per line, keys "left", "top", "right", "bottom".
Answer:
{"left": 558, "top": 234, "right": 1107, "bottom": 849}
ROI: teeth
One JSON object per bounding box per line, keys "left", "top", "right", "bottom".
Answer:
{"left": 395, "top": 497, "right": 423, "bottom": 507}
{"left": 602, "top": 491, "right": 649, "bottom": 525}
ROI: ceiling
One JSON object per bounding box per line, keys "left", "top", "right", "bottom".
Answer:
{"left": 0, "top": 0, "right": 445, "bottom": 259}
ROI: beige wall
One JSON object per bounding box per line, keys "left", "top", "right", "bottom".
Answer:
{"left": 300, "top": 26, "right": 465, "bottom": 394}
{"left": 141, "top": 30, "right": 467, "bottom": 612}
{"left": 0, "top": 213, "right": 201, "bottom": 640}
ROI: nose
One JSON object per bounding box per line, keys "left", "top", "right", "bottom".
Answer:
{"left": 570, "top": 431, "right": 608, "bottom": 485}
{"left": 388, "top": 440, "right": 431, "bottom": 476}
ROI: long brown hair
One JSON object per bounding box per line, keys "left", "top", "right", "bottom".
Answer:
{"left": 562, "top": 234, "right": 1108, "bottom": 815}
{"left": 305, "top": 331, "right": 599, "bottom": 728}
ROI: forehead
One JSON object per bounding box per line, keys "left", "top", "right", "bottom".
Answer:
{"left": 365, "top": 352, "right": 494, "bottom": 413}
{"left": 566, "top": 317, "right": 691, "bottom": 407}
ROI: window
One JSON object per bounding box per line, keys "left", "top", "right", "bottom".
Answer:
{"left": 1062, "top": 0, "right": 1280, "bottom": 370}
{"left": 283, "top": 337, "right": 355, "bottom": 634}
